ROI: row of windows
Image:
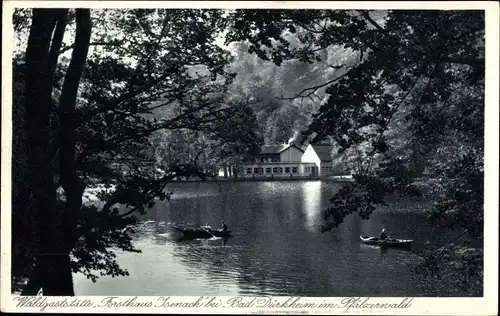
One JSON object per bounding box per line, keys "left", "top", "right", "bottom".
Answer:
{"left": 303, "top": 166, "right": 333, "bottom": 172}
{"left": 243, "top": 166, "right": 332, "bottom": 173}
{"left": 246, "top": 167, "right": 298, "bottom": 174}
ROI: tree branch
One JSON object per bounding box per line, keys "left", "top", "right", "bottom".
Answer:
{"left": 117, "top": 166, "right": 208, "bottom": 218}
{"left": 59, "top": 40, "right": 127, "bottom": 55}
{"left": 118, "top": 206, "right": 141, "bottom": 219}
{"left": 78, "top": 69, "right": 178, "bottom": 124}
{"left": 279, "top": 70, "right": 351, "bottom": 101}
{"left": 47, "top": 10, "right": 68, "bottom": 81}
{"left": 358, "top": 10, "right": 386, "bottom": 33}
{"left": 441, "top": 56, "right": 484, "bottom": 67}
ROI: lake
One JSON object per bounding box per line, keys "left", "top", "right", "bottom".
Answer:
{"left": 74, "top": 180, "right": 452, "bottom": 296}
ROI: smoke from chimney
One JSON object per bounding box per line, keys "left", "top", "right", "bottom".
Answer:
{"left": 288, "top": 130, "right": 300, "bottom": 145}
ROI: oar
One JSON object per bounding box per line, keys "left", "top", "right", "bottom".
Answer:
{"left": 201, "top": 226, "right": 217, "bottom": 238}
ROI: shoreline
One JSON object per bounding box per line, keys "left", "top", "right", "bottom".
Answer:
{"left": 168, "top": 176, "right": 355, "bottom": 183}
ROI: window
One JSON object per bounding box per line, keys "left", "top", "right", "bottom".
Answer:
{"left": 279, "top": 167, "right": 283, "bottom": 173}
{"left": 292, "top": 167, "right": 298, "bottom": 173}
{"left": 265, "top": 167, "right": 272, "bottom": 173}
{"left": 285, "top": 167, "right": 290, "bottom": 173}
{"left": 273, "top": 167, "right": 278, "bottom": 173}
{"left": 247, "top": 168, "right": 252, "bottom": 174}
{"left": 259, "top": 168, "right": 264, "bottom": 174}
{"left": 254, "top": 168, "right": 259, "bottom": 174}
{"left": 305, "top": 166, "right": 311, "bottom": 172}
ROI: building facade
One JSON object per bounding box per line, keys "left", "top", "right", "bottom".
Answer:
{"left": 219, "top": 143, "right": 337, "bottom": 178}
{"left": 300, "top": 144, "right": 336, "bottom": 177}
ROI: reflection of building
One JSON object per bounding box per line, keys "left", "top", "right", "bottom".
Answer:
{"left": 217, "top": 143, "right": 339, "bottom": 178}
{"left": 301, "top": 181, "right": 322, "bottom": 230}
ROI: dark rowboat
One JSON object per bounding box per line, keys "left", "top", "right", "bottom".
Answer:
{"left": 173, "top": 226, "right": 232, "bottom": 239}
{"left": 359, "top": 236, "right": 413, "bottom": 248}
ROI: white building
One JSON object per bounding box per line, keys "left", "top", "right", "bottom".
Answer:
{"left": 300, "top": 144, "right": 336, "bottom": 177}
{"left": 233, "top": 144, "right": 309, "bottom": 178}
{"left": 217, "top": 143, "right": 342, "bottom": 179}
{"left": 217, "top": 143, "right": 337, "bottom": 179}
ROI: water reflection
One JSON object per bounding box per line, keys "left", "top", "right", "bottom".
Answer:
{"left": 74, "top": 181, "right": 451, "bottom": 296}
{"left": 301, "top": 181, "right": 322, "bottom": 231}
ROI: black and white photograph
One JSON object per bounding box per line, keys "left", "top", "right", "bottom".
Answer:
{"left": 2, "top": 1, "right": 498, "bottom": 314}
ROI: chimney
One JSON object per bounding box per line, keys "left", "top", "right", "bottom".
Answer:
{"left": 288, "top": 130, "right": 300, "bottom": 145}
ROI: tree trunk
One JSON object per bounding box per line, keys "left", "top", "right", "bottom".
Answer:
{"left": 22, "top": 253, "right": 74, "bottom": 296}
{"left": 58, "top": 7, "right": 91, "bottom": 251}
{"left": 48, "top": 10, "right": 69, "bottom": 160}
{"left": 22, "top": 8, "right": 91, "bottom": 296}
{"left": 23, "top": 8, "right": 61, "bottom": 296}
{"left": 47, "top": 11, "right": 68, "bottom": 79}
{"left": 53, "top": 8, "right": 92, "bottom": 296}
{"left": 12, "top": 59, "right": 32, "bottom": 290}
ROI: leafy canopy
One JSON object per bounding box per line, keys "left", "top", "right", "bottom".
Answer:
{"left": 226, "top": 9, "right": 484, "bottom": 295}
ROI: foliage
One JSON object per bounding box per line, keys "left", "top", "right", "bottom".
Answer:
{"left": 415, "top": 243, "right": 483, "bottom": 296}
{"left": 227, "top": 9, "right": 484, "bottom": 296}
{"left": 12, "top": 8, "right": 255, "bottom": 294}
{"left": 226, "top": 40, "right": 343, "bottom": 145}
{"left": 71, "top": 205, "right": 139, "bottom": 282}
{"left": 208, "top": 100, "right": 263, "bottom": 164}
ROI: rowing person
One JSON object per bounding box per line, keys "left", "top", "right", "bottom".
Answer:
{"left": 220, "top": 220, "right": 228, "bottom": 232}
{"left": 201, "top": 223, "right": 212, "bottom": 232}
{"left": 380, "top": 228, "right": 389, "bottom": 240}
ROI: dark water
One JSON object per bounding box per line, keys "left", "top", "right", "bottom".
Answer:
{"left": 74, "top": 181, "right": 452, "bottom": 296}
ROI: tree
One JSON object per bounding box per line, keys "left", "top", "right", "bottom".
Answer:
{"left": 225, "top": 40, "right": 337, "bottom": 146}
{"left": 13, "top": 8, "right": 238, "bottom": 295}
{"left": 226, "top": 9, "right": 484, "bottom": 295}
{"left": 20, "top": 8, "right": 91, "bottom": 296}
{"left": 149, "top": 98, "right": 262, "bottom": 179}
{"left": 208, "top": 99, "right": 263, "bottom": 176}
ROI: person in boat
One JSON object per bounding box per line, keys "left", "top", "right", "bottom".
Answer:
{"left": 201, "top": 223, "right": 212, "bottom": 232}
{"left": 220, "top": 220, "right": 228, "bottom": 232}
{"left": 380, "top": 228, "right": 389, "bottom": 240}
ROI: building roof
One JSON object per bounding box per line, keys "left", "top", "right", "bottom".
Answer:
{"left": 259, "top": 144, "right": 304, "bottom": 155}
{"left": 310, "top": 144, "right": 333, "bottom": 162}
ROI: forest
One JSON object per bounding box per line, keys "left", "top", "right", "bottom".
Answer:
{"left": 11, "top": 8, "right": 484, "bottom": 296}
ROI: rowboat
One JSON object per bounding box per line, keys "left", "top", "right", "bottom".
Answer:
{"left": 173, "top": 226, "right": 232, "bottom": 239}
{"left": 359, "top": 236, "right": 413, "bottom": 248}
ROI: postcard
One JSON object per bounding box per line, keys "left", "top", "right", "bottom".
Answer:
{"left": 1, "top": 1, "right": 498, "bottom": 314}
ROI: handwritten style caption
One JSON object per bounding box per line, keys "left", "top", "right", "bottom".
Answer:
{"left": 14, "top": 296, "right": 414, "bottom": 312}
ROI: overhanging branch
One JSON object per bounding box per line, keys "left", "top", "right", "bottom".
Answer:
{"left": 278, "top": 70, "right": 351, "bottom": 101}
{"left": 59, "top": 40, "right": 127, "bottom": 55}
{"left": 358, "top": 10, "right": 386, "bottom": 33}
{"left": 441, "top": 56, "right": 484, "bottom": 67}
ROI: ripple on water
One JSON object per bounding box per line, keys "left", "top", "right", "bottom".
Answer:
{"left": 75, "top": 182, "right": 456, "bottom": 296}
